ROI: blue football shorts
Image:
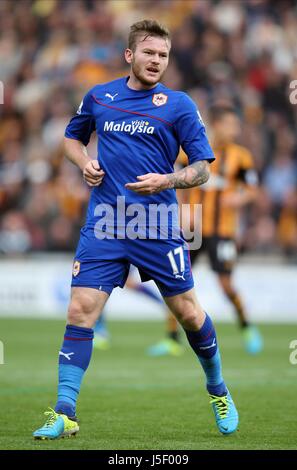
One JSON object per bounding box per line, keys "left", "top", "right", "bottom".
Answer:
{"left": 71, "top": 226, "right": 194, "bottom": 297}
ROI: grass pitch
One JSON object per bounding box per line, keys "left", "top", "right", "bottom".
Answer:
{"left": 0, "top": 318, "right": 296, "bottom": 450}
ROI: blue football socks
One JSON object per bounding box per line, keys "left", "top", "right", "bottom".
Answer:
{"left": 55, "top": 324, "right": 94, "bottom": 417}
{"left": 184, "top": 313, "right": 227, "bottom": 396}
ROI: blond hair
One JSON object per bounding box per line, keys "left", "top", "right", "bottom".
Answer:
{"left": 128, "top": 19, "right": 170, "bottom": 51}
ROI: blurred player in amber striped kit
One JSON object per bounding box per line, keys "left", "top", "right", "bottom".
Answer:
{"left": 150, "top": 105, "right": 263, "bottom": 356}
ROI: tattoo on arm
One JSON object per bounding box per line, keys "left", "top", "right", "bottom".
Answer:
{"left": 166, "top": 160, "right": 210, "bottom": 189}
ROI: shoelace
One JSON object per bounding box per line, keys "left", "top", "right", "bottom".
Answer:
{"left": 43, "top": 408, "right": 58, "bottom": 427}
{"left": 209, "top": 394, "right": 229, "bottom": 419}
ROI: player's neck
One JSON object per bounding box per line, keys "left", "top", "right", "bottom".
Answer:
{"left": 126, "top": 74, "right": 158, "bottom": 91}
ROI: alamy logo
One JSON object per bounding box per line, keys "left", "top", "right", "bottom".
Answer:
{"left": 59, "top": 351, "right": 74, "bottom": 361}
{"left": 105, "top": 92, "right": 118, "bottom": 101}
{"left": 289, "top": 80, "right": 297, "bottom": 105}
{"left": 93, "top": 196, "right": 203, "bottom": 250}
{"left": 0, "top": 81, "right": 3, "bottom": 105}
{"left": 289, "top": 340, "right": 297, "bottom": 364}
{"left": 0, "top": 340, "right": 4, "bottom": 364}
{"left": 104, "top": 120, "right": 155, "bottom": 135}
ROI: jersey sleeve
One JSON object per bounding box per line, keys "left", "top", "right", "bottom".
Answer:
{"left": 173, "top": 93, "right": 215, "bottom": 165}
{"left": 64, "top": 89, "right": 96, "bottom": 146}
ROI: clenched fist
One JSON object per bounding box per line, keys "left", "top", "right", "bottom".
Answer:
{"left": 83, "top": 160, "right": 105, "bottom": 187}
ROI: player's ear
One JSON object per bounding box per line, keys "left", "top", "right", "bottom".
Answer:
{"left": 125, "top": 48, "right": 133, "bottom": 64}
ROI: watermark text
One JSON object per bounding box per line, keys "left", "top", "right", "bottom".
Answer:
{"left": 0, "top": 81, "right": 4, "bottom": 104}
{"left": 0, "top": 340, "right": 4, "bottom": 365}
{"left": 289, "top": 339, "right": 297, "bottom": 365}
{"left": 93, "top": 197, "right": 202, "bottom": 250}
{"left": 289, "top": 80, "right": 297, "bottom": 105}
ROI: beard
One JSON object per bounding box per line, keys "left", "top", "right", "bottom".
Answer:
{"left": 131, "top": 59, "right": 164, "bottom": 87}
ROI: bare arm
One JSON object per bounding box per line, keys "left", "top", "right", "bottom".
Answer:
{"left": 64, "top": 137, "right": 105, "bottom": 187}
{"left": 125, "top": 160, "right": 210, "bottom": 195}
{"left": 64, "top": 137, "right": 91, "bottom": 171}
{"left": 165, "top": 160, "right": 210, "bottom": 189}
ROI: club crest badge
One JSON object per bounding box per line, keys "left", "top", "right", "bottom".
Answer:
{"left": 152, "top": 93, "right": 168, "bottom": 107}
{"left": 72, "top": 260, "right": 80, "bottom": 277}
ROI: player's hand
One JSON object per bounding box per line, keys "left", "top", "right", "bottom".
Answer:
{"left": 83, "top": 160, "right": 105, "bottom": 187}
{"left": 125, "top": 173, "right": 169, "bottom": 195}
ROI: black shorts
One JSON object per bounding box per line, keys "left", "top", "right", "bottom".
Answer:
{"left": 190, "top": 236, "right": 237, "bottom": 274}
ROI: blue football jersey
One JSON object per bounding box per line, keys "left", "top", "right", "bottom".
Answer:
{"left": 65, "top": 76, "right": 214, "bottom": 230}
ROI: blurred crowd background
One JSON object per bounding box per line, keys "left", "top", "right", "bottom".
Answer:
{"left": 0, "top": 0, "right": 296, "bottom": 258}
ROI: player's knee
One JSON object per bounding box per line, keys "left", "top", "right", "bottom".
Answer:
{"left": 175, "top": 300, "right": 200, "bottom": 329}
{"left": 68, "top": 294, "right": 97, "bottom": 323}
{"left": 180, "top": 312, "right": 200, "bottom": 330}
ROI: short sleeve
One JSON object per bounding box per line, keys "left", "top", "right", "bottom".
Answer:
{"left": 173, "top": 93, "right": 215, "bottom": 165}
{"left": 64, "top": 89, "right": 96, "bottom": 146}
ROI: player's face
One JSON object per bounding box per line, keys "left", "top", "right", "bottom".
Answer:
{"left": 126, "top": 35, "right": 170, "bottom": 88}
{"left": 213, "top": 113, "right": 241, "bottom": 143}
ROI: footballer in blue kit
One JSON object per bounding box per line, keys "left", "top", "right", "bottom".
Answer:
{"left": 66, "top": 76, "right": 213, "bottom": 210}
{"left": 67, "top": 75, "right": 214, "bottom": 296}
{"left": 33, "top": 19, "right": 238, "bottom": 440}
